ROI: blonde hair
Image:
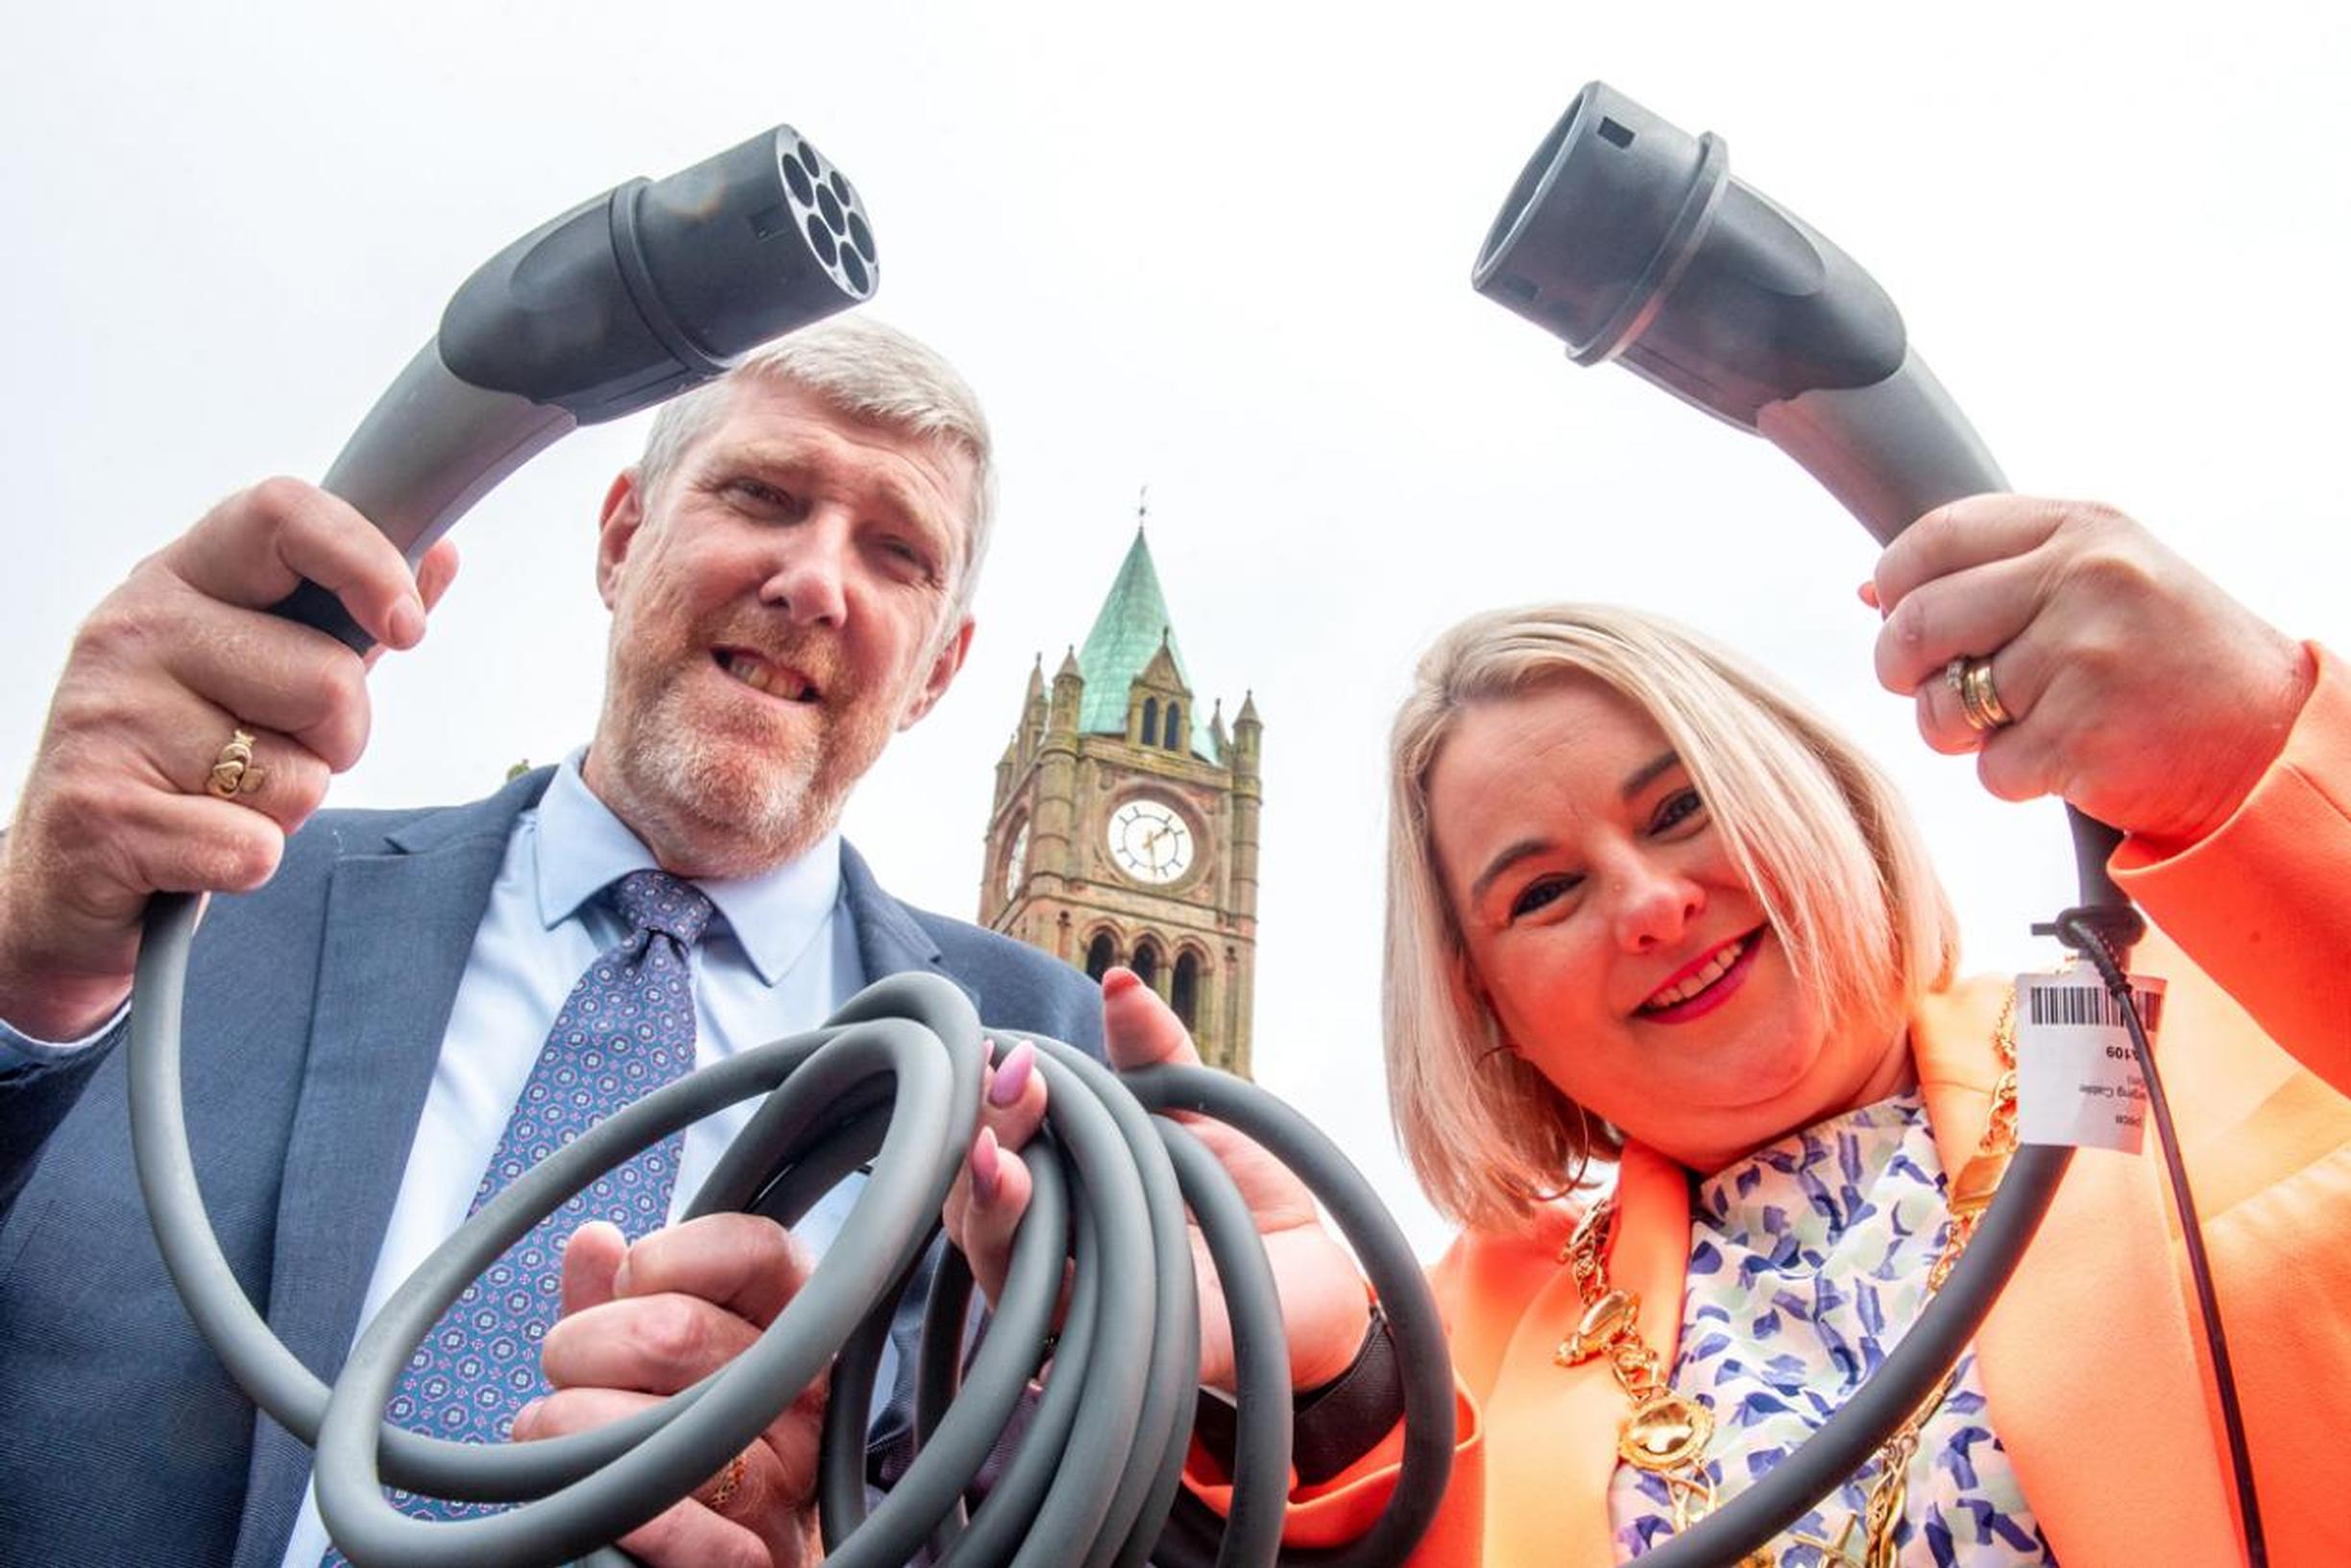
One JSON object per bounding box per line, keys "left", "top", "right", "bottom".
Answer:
{"left": 1383, "top": 604, "right": 1959, "bottom": 1231}
{"left": 636, "top": 316, "right": 996, "bottom": 623}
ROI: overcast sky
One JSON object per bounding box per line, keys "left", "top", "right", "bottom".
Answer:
{"left": 6, "top": 2, "right": 2346, "bottom": 1255}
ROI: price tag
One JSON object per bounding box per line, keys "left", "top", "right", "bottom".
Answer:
{"left": 2013, "top": 972, "right": 2167, "bottom": 1153}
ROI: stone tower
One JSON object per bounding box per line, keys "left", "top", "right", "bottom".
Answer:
{"left": 979, "top": 523, "right": 1261, "bottom": 1075}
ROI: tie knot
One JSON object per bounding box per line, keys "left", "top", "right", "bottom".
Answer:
{"left": 607, "top": 869, "right": 715, "bottom": 948}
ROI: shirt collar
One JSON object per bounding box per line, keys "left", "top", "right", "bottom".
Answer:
{"left": 533, "top": 754, "right": 843, "bottom": 987}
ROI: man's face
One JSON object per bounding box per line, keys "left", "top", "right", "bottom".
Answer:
{"left": 583, "top": 377, "right": 977, "bottom": 876}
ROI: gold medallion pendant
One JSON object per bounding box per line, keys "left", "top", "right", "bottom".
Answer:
{"left": 1618, "top": 1392, "right": 1714, "bottom": 1471}
{"left": 1555, "top": 1287, "right": 1640, "bottom": 1366}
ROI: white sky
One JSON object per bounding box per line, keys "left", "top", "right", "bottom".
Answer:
{"left": 5, "top": 2, "right": 2346, "bottom": 1257}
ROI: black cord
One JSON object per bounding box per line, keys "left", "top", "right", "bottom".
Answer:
{"left": 2052, "top": 911, "right": 2267, "bottom": 1566}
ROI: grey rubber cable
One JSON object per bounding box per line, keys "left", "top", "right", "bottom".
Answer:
{"left": 129, "top": 892, "right": 1457, "bottom": 1567}
{"left": 1127, "top": 1063, "right": 1460, "bottom": 1568}
{"left": 1155, "top": 1126, "right": 1294, "bottom": 1566}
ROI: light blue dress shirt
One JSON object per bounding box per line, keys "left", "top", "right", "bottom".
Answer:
{"left": 0, "top": 757, "right": 871, "bottom": 1568}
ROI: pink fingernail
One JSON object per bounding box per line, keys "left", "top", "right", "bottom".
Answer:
{"left": 970, "top": 1127, "right": 1002, "bottom": 1206}
{"left": 988, "top": 1041, "right": 1036, "bottom": 1107}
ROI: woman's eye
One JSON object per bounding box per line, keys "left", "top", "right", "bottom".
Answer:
{"left": 1652, "top": 786, "right": 1705, "bottom": 834}
{"left": 1509, "top": 875, "right": 1578, "bottom": 921}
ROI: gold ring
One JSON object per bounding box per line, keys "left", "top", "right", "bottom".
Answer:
{"left": 1948, "top": 656, "right": 2013, "bottom": 733}
{"left": 702, "top": 1450, "right": 749, "bottom": 1511}
{"left": 204, "top": 728, "right": 268, "bottom": 799}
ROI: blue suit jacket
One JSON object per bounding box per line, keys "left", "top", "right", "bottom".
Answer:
{"left": 0, "top": 768, "right": 1102, "bottom": 1565}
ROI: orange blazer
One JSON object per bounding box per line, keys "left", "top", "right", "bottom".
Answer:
{"left": 1191, "top": 646, "right": 2351, "bottom": 1566}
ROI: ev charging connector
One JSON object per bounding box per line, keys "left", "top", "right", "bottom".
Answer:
{"left": 1471, "top": 81, "right": 2140, "bottom": 945}
{"left": 1472, "top": 82, "right": 1993, "bottom": 549}
{"left": 272, "top": 127, "right": 877, "bottom": 653}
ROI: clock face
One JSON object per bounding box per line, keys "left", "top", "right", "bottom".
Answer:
{"left": 1107, "top": 797, "right": 1194, "bottom": 884}
{"left": 1002, "top": 821, "right": 1029, "bottom": 903}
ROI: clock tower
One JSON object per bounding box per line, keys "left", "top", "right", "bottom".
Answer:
{"left": 978, "top": 522, "right": 1262, "bottom": 1076}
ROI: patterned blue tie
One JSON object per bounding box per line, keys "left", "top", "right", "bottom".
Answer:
{"left": 323, "top": 869, "right": 713, "bottom": 1561}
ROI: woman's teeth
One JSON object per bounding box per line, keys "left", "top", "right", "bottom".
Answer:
{"left": 1641, "top": 933, "right": 1751, "bottom": 1012}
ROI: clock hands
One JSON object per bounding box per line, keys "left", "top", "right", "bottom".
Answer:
{"left": 1111, "top": 804, "right": 1189, "bottom": 881}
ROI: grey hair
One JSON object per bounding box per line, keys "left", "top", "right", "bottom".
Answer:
{"left": 636, "top": 315, "right": 997, "bottom": 625}
{"left": 1383, "top": 603, "right": 1960, "bottom": 1232}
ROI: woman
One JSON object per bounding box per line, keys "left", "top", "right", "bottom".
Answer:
{"left": 570, "top": 494, "right": 2342, "bottom": 1562}
{"left": 950, "top": 495, "right": 2351, "bottom": 1564}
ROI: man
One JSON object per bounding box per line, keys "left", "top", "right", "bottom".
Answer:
{"left": 0, "top": 317, "right": 1099, "bottom": 1567}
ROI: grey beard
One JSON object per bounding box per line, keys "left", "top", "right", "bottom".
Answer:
{"left": 605, "top": 692, "right": 843, "bottom": 876}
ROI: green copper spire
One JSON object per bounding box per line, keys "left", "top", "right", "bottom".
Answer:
{"left": 1075, "top": 524, "right": 1208, "bottom": 755}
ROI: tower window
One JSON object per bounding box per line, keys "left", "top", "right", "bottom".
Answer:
{"left": 1173, "top": 950, "right": 1201, "bottom": 1029}
{"left": 1141, "top": 696, "right": 1159, "bottom": 745}
{"left": 1085, "top": 932, "right": 1116, "bottom": 981}
{"left": 1131, "top": 939, "right": 1161, "bottom": 992}
{"left": 1163, "top": 702, "right": 1182, "bottom": 750}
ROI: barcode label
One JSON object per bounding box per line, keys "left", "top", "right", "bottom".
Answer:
{"left": 2014, "top": 971, "right": 2168, "bottom": 1154}
{"left": 2024, "top": 984, "right": 2164, "bottom": 1036}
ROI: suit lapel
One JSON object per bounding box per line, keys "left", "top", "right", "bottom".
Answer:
{"left": 231, "top": 774, "right": 545, "bottom": 1568}
{"left": 838, "top": 842, "right": 978, "bottom": 1011}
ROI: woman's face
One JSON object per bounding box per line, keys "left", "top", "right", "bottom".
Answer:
{"left": 1426, "top": 676, "right": 1907, "bottom": 1171}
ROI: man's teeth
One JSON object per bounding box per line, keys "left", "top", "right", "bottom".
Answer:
{"left": 724, "top": 653, "right": 773, "bottom": 692}
{"left": 723, "top": 653, "right": 811, "bottom": 699}
{"left": 1643, "top": 934, "right": 1750, "bottom": 1011}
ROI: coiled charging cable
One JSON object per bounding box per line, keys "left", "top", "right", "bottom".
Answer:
{"left": 131, "top": 892, "right": 1455, "bottom": 1568}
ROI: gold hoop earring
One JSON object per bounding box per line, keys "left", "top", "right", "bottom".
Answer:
{"left": 1473, "top": 1008, "right": 1517, "bottom": 1067}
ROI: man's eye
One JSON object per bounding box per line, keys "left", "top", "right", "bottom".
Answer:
{"left": 726, "top": 478, "right": 797, "bottom": 513}
{"left": 1652, "top": 786, "right": 1705, "bottom": 834}
{"left": 1509, "top": 875, "right": 1578, "bottom": 921}
{"left": 874, "top": 534, "right": 942, "bottom": 584}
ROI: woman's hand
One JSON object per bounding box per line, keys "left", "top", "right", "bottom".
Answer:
{"left": 942, "top": 968, "right": 1371, "bottom": 1393}
{"left": 1867, "top": 495, "right": 2314, "bottom": 850}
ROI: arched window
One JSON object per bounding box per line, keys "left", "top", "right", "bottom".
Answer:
{"left": 1085, "top": 932, "right": 1116, "bottom": 981}
{"left": 1173, "top": 950, "right": 1201, "bottom": 1030}
{"left": 1163, "top": 702, "right": 1182, "bottom": 750}
{"left": 1141, "top": 696, "right": 1159, "bottom": 744}
{"left": 1130, "top": 938, "right": 1161, "bottom": 993}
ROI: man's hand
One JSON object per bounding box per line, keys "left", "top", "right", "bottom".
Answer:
{"left": 0, "top": 478, "right": 456, "bottom": 1040}
{"left": 516, "top": 1216, "right": 826, "bottom": 1568}
{"left": 1868, "top": 495, "right": 2313, "bottom": 851}
{"left": 944, "top": 969, "right": 1371, "bottom": 1394}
